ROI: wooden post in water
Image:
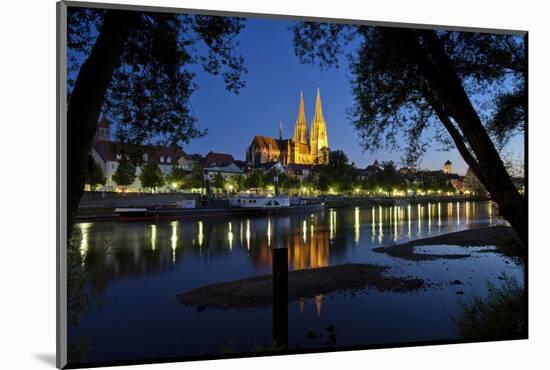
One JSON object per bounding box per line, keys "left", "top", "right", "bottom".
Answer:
{"left": 272, "top": 241, "right": 288, "bottom": 348}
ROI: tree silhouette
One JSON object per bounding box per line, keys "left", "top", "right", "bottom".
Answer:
{"left": 66, "top": 6, "right": 247, "bottom": 232}
{"left": 293, "top": 23, "right": 526, "bottom": 245}
{"left": 83, "top": 154, "right": 105, "bottom": 189}
{"left": 112, "top": 158, "right": 136, "bottom": 190}
{"left": 167, "top": 166, "right": 187, "bottom": 190}
{"left": 139, "top": 159, "right": 164, "bottom": 191}
{"left": 211, "top": 172, "right": 226, "bottom": 190}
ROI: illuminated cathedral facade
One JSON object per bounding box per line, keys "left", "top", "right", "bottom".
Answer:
{"left": 246, "top": 89, "right": 329, "bottom": 166}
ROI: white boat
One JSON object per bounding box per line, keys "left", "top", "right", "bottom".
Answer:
{"left": 175, "top": 199, "right": 196, "bottom": 209}
{"left": 231, "top": 195, "right": 290, "bottom": 209}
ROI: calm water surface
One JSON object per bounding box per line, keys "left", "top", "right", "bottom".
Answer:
{"left": 71, "top": 201, "right": 523, "bottom": 363}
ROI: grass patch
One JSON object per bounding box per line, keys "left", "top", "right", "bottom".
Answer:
{"left": 455, "top": 276, "right": 526, "bottom": 340}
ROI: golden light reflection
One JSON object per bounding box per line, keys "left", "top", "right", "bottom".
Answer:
{"left": 150, "top": 224, "right": 157, "bottom": 251}
{"left": 393, "top": 206, "right": 398, "bottom": 242}
{"left": 329, "top": 209, "right": 337, "bottom": 240}
{"left": 437, "top": 202, "right": 442, "bottom": 230}
{"left": 333, "top": 209, "right": 337, "bottom": 237}
{"left": 228, "top": 222, "right": 234, "bottom": 250}
{"left": 354, "top": 207, "right": 360, "bottom": 245}
{"left": 267, "top": 218, "right": 272, "bottom": 247}
{"left": 303, "top": 219, "right": 307, "bottom": 243}
{"left": 417, "top": 204, "right": 422, "bottom": 236}
{"left": 290, "top": 225, "right": 329, "bottom": 270}
{"left": 488, "top": 202, "right": 493, "bottom": 224}
{"left": 407, "top": 204, "right": 412, "bottom": 239}
{"left": 79, "top": 223, "right": 91, "bottom": 265}
{"left": 246, "top": 220, "right": 251, "bottom": 250}
{"left": 171, "top": 221, "right": 178, "bottom": 264}
{"left": 372, "top": 206, "right": 376, "bottom": 242}
{"left": 466, "top": 201, "right": 470, "bottom": 224}
{"left": 456, "top": 202, "right": 461, "bottom": 226}
{"left": 378, "top": 206, "right": 383, "bottom": 244}
{"left": 239, "top": 221, "right": 243, "bottom": 245}
{"left": 197, "top": 221, "right": 204, "bottom": 248}
{"left": 315, "top": 294, "right": 323, "bottom": 317}
{"left": 428, "top": 203, "right": 432, "bottom": 234}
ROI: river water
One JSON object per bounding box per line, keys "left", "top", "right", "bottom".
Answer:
{"left": 70, "top": 200, "right": 523, "bottom": 364}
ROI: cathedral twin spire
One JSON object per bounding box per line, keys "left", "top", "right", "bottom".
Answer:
{"left": 293, "top": 91, "right": 309, "bottom": 145}
{"left": 313, "top": 88, "right": 324, "bottom": 123}
{"left": 291, "top": 88, "right": 329, "bottom": 164}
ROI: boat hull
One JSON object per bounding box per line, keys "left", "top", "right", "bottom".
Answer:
{"left": 113, "top": 203, "right": 325, "bottom": 221}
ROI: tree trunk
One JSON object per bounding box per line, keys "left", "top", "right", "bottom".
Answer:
{"left": 67, "top": 10, "right": 139, "bottom": 235}
{"left": 411, "top": 30, "right": 527, "bottom": 246}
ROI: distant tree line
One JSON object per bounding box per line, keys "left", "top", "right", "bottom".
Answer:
{"left": 92, "top": 149, "right": 459, "bottom": 195}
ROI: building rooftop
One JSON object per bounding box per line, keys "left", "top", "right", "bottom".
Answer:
{"left": 201, "top": 151, "right": 235, "bottom": 167}
{"left": 92, "top": 139, "right": 190, "bottom": 163}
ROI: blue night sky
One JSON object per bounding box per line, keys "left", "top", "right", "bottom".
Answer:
{"left": 182, "top": 17, "right": 524, "bottom": 175}
{"left": 69, "top": 12, "right": 524, "bottom": 176}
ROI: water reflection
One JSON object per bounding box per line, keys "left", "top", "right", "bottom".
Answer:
{"left": 245, "top": 220, "right": 251, "bottom": 250}
{"left": 228, "top": 222, "right": 234, "bottom": 250}
{"left": 70, "top": 200, "right": 516, "bottom": 363}
{"left": 267, "top": 218, "right": 272, "bottom": 247}
{"left": 79, "top": 222, "right": 91, "bottom": 264}
{"left": 354, "top": 207, "right": 360, "bottom": 245}
{"left": 378, "top": 206, "right": 383, "bottom": 244}
{"left": 170, "top": 221, "right": 178, "bottom": 264}
{"left": 438, "top": 203, "right": 442, "bottom": 231}
{"left": 75, "top": 201, "right": 501, "bottom": 295}
{"left": 393, "top": 206, "right": 398, "bottom": 241}
{"left": 315, "top": 294, "right": 323, "bottom": 317}
{"left": 303, "top": 219, "right": 307, "bottom": 243}
{"left": 329, "top": 209, "right": 337, "bottom": 240}
{"left": 150, "top": 224, "right": 157, "bottom": 251}
{"left": 197, "top": 221, "right": 204, "bottom": 248}
{"left": 407, "top": 204, "right": 412, "bottom": 239}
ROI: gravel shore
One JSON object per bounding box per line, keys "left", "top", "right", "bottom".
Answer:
{"left": 373, "top": 226, "right": 524, "bottom": 261}
{"left": 177, "top": 263, "right": 423, "bottom": 310}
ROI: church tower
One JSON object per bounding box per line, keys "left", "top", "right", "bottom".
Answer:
{"left": 310, "top": 88, "right": 329, "bottom": 164}
{"left": 293, "top": 91, "right": 309, "bottom": 145}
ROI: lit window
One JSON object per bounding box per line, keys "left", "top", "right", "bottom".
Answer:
{"left": 167, "top": 157, "right": 172, "bottom": 163}
{"left": 116, "top": 153, "right": 121, "bottom": 160}
{"left": 160, "top": 156, "right": 165, "bottom": 163}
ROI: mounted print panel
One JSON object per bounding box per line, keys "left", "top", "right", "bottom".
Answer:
{"left": 57, "top": 1, "right": 527, "bottom": 368}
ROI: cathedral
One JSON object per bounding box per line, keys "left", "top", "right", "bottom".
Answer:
{"left": 247, "top": 89, "right": 329, "bottom": 166}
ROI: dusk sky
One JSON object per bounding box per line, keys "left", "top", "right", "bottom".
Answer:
{"left": 182, "top": 16, "right": 523, "bottom": 175}
{"left": 69, "top": 13, "right": 524, "bottom": 176}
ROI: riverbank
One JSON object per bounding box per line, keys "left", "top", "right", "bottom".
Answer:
{"left": 76, "top": 194, "right": 489, "bottom": 221}
{"left": 373, "top": 226, "right": 524, "bottom": 261}
{"left": 323, "top": 195, "right": 489, "bottom": 208}
{"left": 177, "top": 263, "right": 423, "bottom": 310}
